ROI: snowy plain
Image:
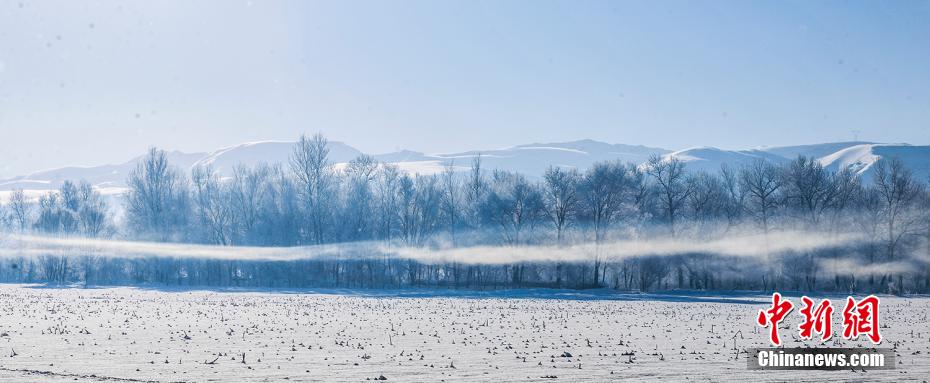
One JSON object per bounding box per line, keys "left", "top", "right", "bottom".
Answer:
{"left": 0, "top": 285, "right": 927, "bottom": 382}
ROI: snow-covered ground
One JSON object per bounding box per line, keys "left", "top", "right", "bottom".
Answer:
{"left": 0, "top": 285, "right": 926, "bottom": 382}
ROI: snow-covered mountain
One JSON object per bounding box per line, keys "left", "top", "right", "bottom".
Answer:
{"left": 372, "top": 139, "right": 670, "bottom": 176}
{"left": 661, "top": 147, "right": 789, "bottom": 173}
{"left": 818, "top": 143, "right": 930, "bottom": 182}
{"left": 757, "top": 141, "right": 876, "bottom": 160}
{"left": 191, "top": 141, "right": 365, "bottom": 177}
{"left": 662, "top": 141, "right": 930, "bottom": 182}
{"left": 1, "top": 140, "right": 928, "bottom": 200}
{"left": 0, "top": 151, "right": 206, "bottom": 191}
{"left": 0, "top": 140, "right": 669, "bottom": 195}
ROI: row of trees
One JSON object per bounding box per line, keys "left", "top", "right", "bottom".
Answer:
{"left": 1, "top": 133, "right": 929, "bottom": 292}
{"left": 5, "top": 180, "right": 111, "bottom": 238}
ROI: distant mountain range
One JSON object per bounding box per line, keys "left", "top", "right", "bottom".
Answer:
{"left": 2, "top": 140, "right": 929, "bottom": 197}
{"left": 665, "top": 142, "right": 930, "bottom": 183}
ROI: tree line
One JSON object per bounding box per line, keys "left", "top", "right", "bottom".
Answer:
{"left": 1, "top": 133, "right": 928, "bottom": 293}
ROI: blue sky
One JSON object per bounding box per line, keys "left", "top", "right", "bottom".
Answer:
{"left": 1, "top": 0, "right": 929, "bottom": 177}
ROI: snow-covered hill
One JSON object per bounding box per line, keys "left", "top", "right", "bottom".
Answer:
{"left": 191, "top": 141, "right": 365, "bottom": 177}
{"left": 661, "top": 147, "right": 789, "bottom": 173}
{"left": 818, "top": 143, "right": 930, "bottom": 182}
{"left": 661, "top": 142, "right": 879, "bottom": 174}
{"left": 663, "top": 141, "right": 929, "bottom": 182}
{"left": 0, "top": 150, "right": 205, "bottom": 191}
{"left": 373, "top": 139, "right": 670, "bottom": 176}
{"left": 757, "top": 141, "right": 876, "bottom": 160}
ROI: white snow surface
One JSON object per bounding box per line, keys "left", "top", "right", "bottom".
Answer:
{"left": 0, "top": 285, "right": 925, "bottom": 382}
{"left": 661, "top": 147, "right": 788, "bottom": 173}
{"left": 818, "top": 143, "right": 930, "bottom": 182}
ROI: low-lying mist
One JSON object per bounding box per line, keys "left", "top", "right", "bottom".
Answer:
{"left": 0, "top": 227, "right": 922, "bottom": 293}
{"left": 0, "top": 229, "right": 863, "bottom": 265}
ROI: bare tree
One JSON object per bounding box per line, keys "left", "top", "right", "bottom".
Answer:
{"left": 719, "top": 164, "right": 744, "bottom": 230}
{"left": 7, "top": 189, "right": 31, "bottom": 232}
{"left": 739, "top": 160, "right": 782, "bottom": 234}
{"left": 290, "top": 133, "right": 332, "bottom": 244}
{"left": 34, "top": 192, "right": 65, "bottom": 233}
{"left": 872, "top": 158, "right": 923, "bottom": 265}
{"left": 398, "top": 174, "right": 443, "bottom": 246}
{"left": 628, "top": 164, "right": 651, "bottom": 227}
{"left": 441, "top": 161, "right": 460, "bottom": 246}
{"left": 482, "top": 170, "right": 544, "bottom": 246}
{"left": 826, "top": 168, "right": 861, "bottom": 231}
{"left": 738, "top": 159, "right": 783, "bottom": 290}
{"left": 686, "top": 171, "right": 726, "bottom": 231}
{"left": 646, "top": 155, "right": 692, "bottom": 236}
{"left": 125, "top": 147, "right": 190, "bottom": 241}
{"left": 76, "top": 181, "right": 109, "bottom": 237}
{"left": 257, "top": 165, "right": 300, "bottom": 246}
{"left": 542, "top": 166, "right": 580, "bottom": 244}
{"left": 375, "top": 164, "right": 401, "bottom": 241}
{"left": 465, "top": 154, "right": 487, "bottom": 229}
{"left": 230, "top": 164, "right": 271, "bottom": 244}
{"left": 579, "top": 161, "right": 631, "bottom": 285}
{"left": 192, "top": 165, "right": 233, "bottom": 245}
{"left": 782, "top": 156, "right": 835, "bottom": 226}
{"left": 580, "top": 161, "right": 629, "bottom": 244}
{"left": 343, "top": 155, "right": 379, "bottom": 241}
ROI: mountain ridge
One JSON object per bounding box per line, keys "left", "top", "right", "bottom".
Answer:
{"left": 2, "top": 140, "right": 928, "bottom": 196}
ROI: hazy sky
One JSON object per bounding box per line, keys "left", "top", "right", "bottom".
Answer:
{"left": 1, "top": 0, "right": 929, "bottom": 178}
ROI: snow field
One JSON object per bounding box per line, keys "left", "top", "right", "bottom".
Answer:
{"left": 0, "top": 285, "right": 927, "bottom": 382}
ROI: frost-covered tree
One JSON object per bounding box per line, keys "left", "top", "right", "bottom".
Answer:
{"left": 290, "top": 133, "right": 333, "bottom": 244}
{"left": 192, "top": 165, "right": 233, "bottom": 245}
{"left": 7, "top": 188, "right": 31, "bottom": 233}
{"left": 76, "top": 181, "right": 110, "bottom": 237}
{"left": 579, "top": 161, "right": 630, "bottom": 244}
{"left": 482, "top": 170, "right": 544, "bottom": 245}
{"left": 230, "top": 164, "right": 271, "bottom": 244}
{"left": 255, "top": 165, "right": 300, "bottom": 246}
{"left": 375, "top": 164, "right": 402, "bottom": 241}
{"left": 34, "top": 192, "right": 67, "bottom": 234}
{"left": 464, "top": 154, "right": 487, "bottom": 229}
{"left": 441, "top": 161, "right": 460, "bottom": 246}
{"left": 542, "top": 166, "right": 580, "bottom": 244}
{"left": 739, "top": 159, "right": 783, "bottom": 290}
{"left": 579, "top": 161, "right": 634, "bottom": 285}
{"left": 32, "top": 180, "right": 109, "bottom": 237}
{"left": 398, "top": 174, "right": 443, "bottom": 246}
{"left": 740, "top": 159, "right": 782, "bottom": 234}
{"left": 686, "top": 171, "right": 726, "bottom": 229}
{"left": 872, "top": 158, "right": 923, "bottom": 263}
{"left": 343, "top": 155, "right": 378, "bottom": 241}
{"left": 645, "top": 155, "right": 692, "bottom": 236}
{"left": 719, "top": 164, "right": 745, "bottom": 230}
{"left": 827, "top": 169, "right": 861, "bottom": 229}
{"left": 782, "top": 156, "right": 835, "bottom": 226}
{"left": 125, "top": 148, "right": 191, "bottom": 241}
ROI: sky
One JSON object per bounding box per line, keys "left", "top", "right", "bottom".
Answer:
{"left": 0, "top": 0, "right": 929, "bottom": 178}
